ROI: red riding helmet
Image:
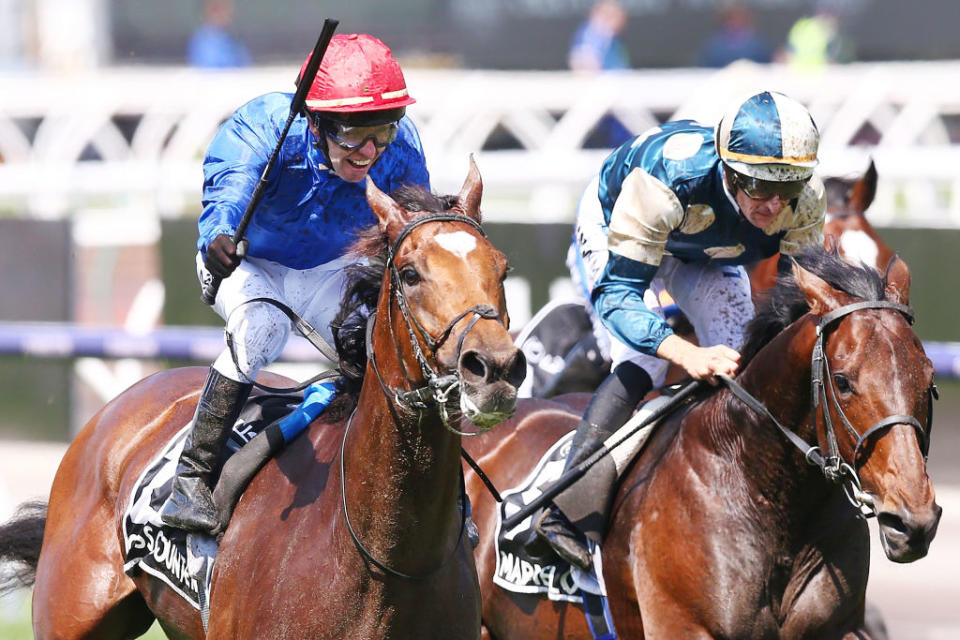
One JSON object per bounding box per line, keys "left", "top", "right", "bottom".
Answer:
{"left": 298, "top": 33, "right": 415, "bottom": 115}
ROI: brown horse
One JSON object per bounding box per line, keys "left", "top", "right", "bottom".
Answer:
{"left": 751, "top": 160, "right": 890, "bottom": 296}
{"left": 466, "top": 248, "right": 940, "bottom": 639}
{"left": 0, "top": 160, "right": 526, "bottom": 639}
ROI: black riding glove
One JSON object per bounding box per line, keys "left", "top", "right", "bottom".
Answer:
{"left": 204, "top": 234, "right": 247, "bottom": 279}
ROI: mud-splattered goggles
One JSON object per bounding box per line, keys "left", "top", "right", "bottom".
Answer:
{"left": 318, "top": 118, "right": 399, "bottom": 151}
{"left": 733, "top": 172, "right": 808, "bottom": 201}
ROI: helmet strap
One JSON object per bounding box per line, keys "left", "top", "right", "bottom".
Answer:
{"left": 303, "top": 109, "right": 334, "bottom": 167}
{"left": 721, "top": 163, "right": 739, "bottom": 196}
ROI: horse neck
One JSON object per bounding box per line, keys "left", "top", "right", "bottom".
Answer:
{"left": 689, "top": 316, "right": 829, "bottom": 511}
{"left": 344, "top": 295, "right": 464, "bottom": 573}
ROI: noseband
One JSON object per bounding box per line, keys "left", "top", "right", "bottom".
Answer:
{"left": 723, "top": 299, "right": 937, "bottom": 518}
{"left": 365, "top": 213, "right": 504, "bottom": 434}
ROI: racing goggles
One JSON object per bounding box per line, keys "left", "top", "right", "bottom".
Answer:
{"left": 733, "top": 172, "right": 808, "bottom": 201}
{"left": 321, "top": 119, "right": 399, "bottom": 151}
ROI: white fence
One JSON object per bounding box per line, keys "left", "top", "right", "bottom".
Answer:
{"left": 2, "top": 60, "right": 960, "bottom": 227}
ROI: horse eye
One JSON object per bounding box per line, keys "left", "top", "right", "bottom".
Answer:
{"left": 400, "top": 266, "right": 420, "bottom": 287}
{"left": 833, "top": 373, "right": 853, "bottom": 394}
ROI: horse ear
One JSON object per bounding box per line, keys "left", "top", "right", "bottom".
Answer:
{"left": 883, "top": 254, "right": 911, "bottom": 305}
{"left": 792, "top": 260, "right": 851, "bottom": 316}
{"left": 366, "top": 177, "right": 411, "bottom": 238}
{"left": 456, "top": 155, "right": 483, "bottom": 222}
{"left": 848, "top": 158, "right": 878, "bottom": 215}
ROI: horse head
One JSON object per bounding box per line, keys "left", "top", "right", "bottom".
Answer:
{"left": 792, "top": 253, "right": 941, "bottom": 562}
{"left": 822, "top": 159, "right": 895, "bottom": 271}
{"left": 364, "top": 157, "right": 526, "bottom": 430}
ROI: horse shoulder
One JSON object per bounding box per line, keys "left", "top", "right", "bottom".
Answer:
{"left": 210, "top": 409, "right": 353, "bottom": 634}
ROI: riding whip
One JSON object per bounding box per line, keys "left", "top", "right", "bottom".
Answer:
{"left": 501, "top": 379, "right": 702, "bottom": 530}
{"left": 201, "top": 18, "right": 339, "bottom": 305}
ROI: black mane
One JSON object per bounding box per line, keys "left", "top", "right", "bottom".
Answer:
{"left": 330, "top": 185, "right": 462, "bottom": 394}
{"left": 739, "top": 247, "right": 887, "bottom": 365}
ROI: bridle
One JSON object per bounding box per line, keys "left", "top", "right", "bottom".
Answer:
{"left": 723, "top": 299, "right": 936, "bottom": 518}
{"left": 365, "top": 212, "right": 504, "bottom": 434}
{"left": 344, "top": 212, "right": 505, "bottom": 580}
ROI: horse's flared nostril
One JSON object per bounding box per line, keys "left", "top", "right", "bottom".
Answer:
{"left": 505, "top": 349, "right": 527, "bottom": 388}
{"left": 459, "top": 348, "right": 527, "bottom": 388}
{"left": 877, "top": 502, "right": 942, "bottom": 562}
{"left": 460, "top": 350, "right": 487, "bottom": 384}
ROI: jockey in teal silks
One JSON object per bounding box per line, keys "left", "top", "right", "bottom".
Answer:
{"left": 161, "top": 34, "right": 430, "bottom": 534}
{"left": 536, "top": 91, "right": 827, "bottom": 570}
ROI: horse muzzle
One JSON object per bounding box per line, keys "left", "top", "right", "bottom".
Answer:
{"left": 876, "top": 499, "right": 942, "bottom": 563}
{"left": 458, "top": 345, "right": 526, "bottom": 429}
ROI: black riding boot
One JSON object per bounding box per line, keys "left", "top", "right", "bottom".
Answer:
{"left": 160, "top": 368, "right": 252, "bottom": 534}
{"left": 535, "top": 361, "right": 651, "bottom": 570}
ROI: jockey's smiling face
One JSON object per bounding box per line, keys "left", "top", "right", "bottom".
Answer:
{"left": 307, "top": 119, "right": 386, "bottom": 183}
{"left": 326, "top": 136, "right": 383, "bottom": 183}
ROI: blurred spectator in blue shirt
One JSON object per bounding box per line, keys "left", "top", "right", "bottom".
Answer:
{"left": 569, "top": 0, "right": 629, "bottom": 72}
{"left": 187, "top": 0, "right": 251, "bottom": 69}
{"left": 569, "top": 1, "right": 631, "bottom": 148}
{"left": 699, "top": 3, "right": 772, "bottom": 68}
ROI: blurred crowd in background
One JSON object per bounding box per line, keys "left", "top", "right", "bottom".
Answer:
{"left": 1, "top": 0, "right": 957, "bottom": 73}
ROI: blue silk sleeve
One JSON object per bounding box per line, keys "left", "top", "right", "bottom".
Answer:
{"left": 197, "top": 100, "right": 277, "bottom": 255}
{"left": 591, "top": 252, "right": 674, "bottom": 356}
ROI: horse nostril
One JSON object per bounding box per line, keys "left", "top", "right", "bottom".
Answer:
{"left": 506, "top": 349, "right": 527, "bottom": 388}
{"left": 460, "top": 348, "right": 526, "bottom": 387}
{"left": 460, "top": 351, "right": 487, "bottom": 382}
{"left": 877, "top": 511, "right": 908, "bottom": 538}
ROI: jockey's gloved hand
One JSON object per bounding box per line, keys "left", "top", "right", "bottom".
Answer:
{"left": 205, "top": 234, "right": 247, "bottom": 279}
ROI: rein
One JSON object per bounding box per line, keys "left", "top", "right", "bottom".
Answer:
{"left": 722, "top": 299, "right": 936, "bottom": 518}
{"left": 339, "top": 409, "right": 468, "bottom": 581}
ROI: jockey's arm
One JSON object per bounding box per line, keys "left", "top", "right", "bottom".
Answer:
{"left": 594, "top": 166, "right": 741, "bottom": 382}
{"left": 197, "top": 96, "right": 277, "bottom": 257}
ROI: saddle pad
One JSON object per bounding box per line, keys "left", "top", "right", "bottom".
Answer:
{"left": 121, "top": 422, "right": 216, "bottom": 610}
{"left": 494, "top": 394, "right": 674, "bottom": 602}
{"left": 494, "top": 431, "right": 609, "bottom": 603}
{"left": 120, "top": 394, "right": 299, "bottom": 611}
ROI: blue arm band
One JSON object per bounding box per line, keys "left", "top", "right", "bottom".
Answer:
{"left": 276, "top": 381, "right": 337, "bottom": 443}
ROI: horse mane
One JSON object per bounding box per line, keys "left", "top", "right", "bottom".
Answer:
{"left": 331, "top": 185, "right": 462, "bottom": 395}
{"left": 739, "top": 247, "right": 887, "bottom": 366}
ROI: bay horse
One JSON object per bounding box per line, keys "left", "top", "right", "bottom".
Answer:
{"left": 750, "top": 160, "right": 890, "bottom": 296}
{"left": 0, "top": 159, "right": 526, "bottom": 639}
{"left": 466, "top": 248, "right": 940, "bottom": 639}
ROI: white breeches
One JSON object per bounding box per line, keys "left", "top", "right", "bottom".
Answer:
{"left": 198, "top": 252, "right": 357, "bottom": 383}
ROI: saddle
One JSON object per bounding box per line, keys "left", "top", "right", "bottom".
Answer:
{"left": 121, "top": 390, "right": 310, "bottom": 617}
{"left": 515, "top": 299, "right": 610, "bottom": 398}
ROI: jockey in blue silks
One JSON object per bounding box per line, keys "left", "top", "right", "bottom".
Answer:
{"left": 536, "top": 91, "right": 827, "bottom": 570}
{"left": 161, "top": 34, "right": 430, "bottom": 535}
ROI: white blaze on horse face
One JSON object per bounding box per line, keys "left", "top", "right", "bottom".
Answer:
{"left": 839, "top": 230, "right": 879, "bottom": 269}
{"left": 434, "top": 231, "right": 477, "bottom": 260}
